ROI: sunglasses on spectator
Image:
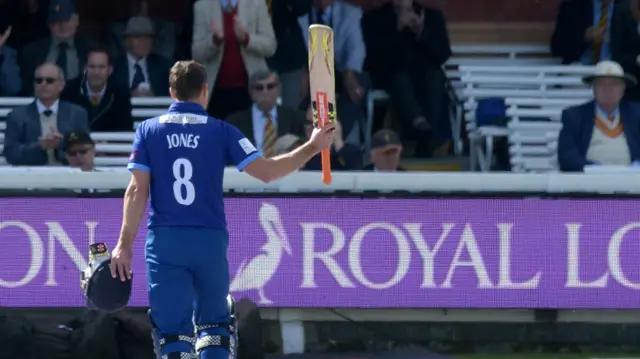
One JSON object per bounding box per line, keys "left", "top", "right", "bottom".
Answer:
{"left": 252, "top": 82, "right": 278, "bottom": 91}
{"left": 67, "top": 147, "right": 93, "bottom": 156}
{"left": 35, "top": 77, "right": 57, "bottom": 84}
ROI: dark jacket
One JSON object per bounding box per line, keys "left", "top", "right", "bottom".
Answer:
{"left": 362, "top": 3, "right": 451, "bottom": 73}
{"left": 558, "top": 100, "right": 640, "bottom": 171}
{"left": 226, "top": 105, "right": 306, "bottom": 141}
{"left": 267, "top": 0, "right": 311, "bottom": 73}
{"left": 112, "top": 53, "right": 172, "bottom": 96}
{"left": 303, "top": 143, "right": 362, "bottom": 170}
{"left": 61, "top": 77, "right": 134, "bottom": 132}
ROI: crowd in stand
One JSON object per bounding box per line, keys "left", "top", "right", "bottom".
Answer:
{"left": 0, "top": 0, "right": 453, "bottom": 173}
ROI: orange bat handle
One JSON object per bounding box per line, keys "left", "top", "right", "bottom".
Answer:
{"left": 321, "top": 148, "right": 332, "bottom": 184}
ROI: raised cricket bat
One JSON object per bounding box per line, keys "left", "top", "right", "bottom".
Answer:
{"left": 308, "top": 24, "right": 336, "bottom": 185}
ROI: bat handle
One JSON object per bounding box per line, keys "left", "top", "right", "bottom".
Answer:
{"left": 321, "top": 149, "right": 332, "bottom": 184}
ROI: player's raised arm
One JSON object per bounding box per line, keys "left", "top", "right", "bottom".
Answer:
{"left": 225, "top": 122, "right": 334, "bottom": 183}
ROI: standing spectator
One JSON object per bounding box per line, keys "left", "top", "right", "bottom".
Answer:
{"left": 4, "top": 63, "right": 88, "bottom": 166}
{"left": 299, "top": 0, "right": 369, "bottom": 145}
{"left": 192, "top": 0, "right": 277, "bottom": 120}
{"left": 362, "top": 0, "right": 451, "bottom": 157}
{"left": 21, "top": 0, "right": 91, "bottom": 95}
{"left": 226, "top": 70, "right": 306, "bottom": 156}
{"left": 612, "top": 0, "right": 640, "bottom": 100}
{"left": 551, "top": 0, "right": 627, "bottom": 65}
{"left": 362, "top": 129, "right": 405, "bottom": 171}
{"left": 113, "top": 16, "right": 172, "bottom": 98}
{"left": 0, "top": 26, "right": 22, "bottom": 96}
{"left": 62, "top": 47, "right": 134, "bottom": 132}
{"left": 267, "top": 0, "right": 312, "bottom": 108}
{"left": 558, "top": 61, "right": 640, "bottom": 171}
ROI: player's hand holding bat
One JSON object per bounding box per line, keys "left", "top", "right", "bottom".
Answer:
{"left": 110, "top": 243, "right": 133, "bottom": 282}
{"left": 309, "top": 124, "right": 335, "bottom": 153}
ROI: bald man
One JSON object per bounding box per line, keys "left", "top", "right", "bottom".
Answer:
{"left": 4, "top": 63, "right": 89, "bottom": 166}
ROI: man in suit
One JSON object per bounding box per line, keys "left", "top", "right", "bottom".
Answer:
{"left": 551, "top": 0, "right": 630, "bottom": 65}
{"left": 362, "top": 129, "right": 406, "bottom": 171}
{"left": 558, "top": 61, "right": 640, "bottom": 171}
{"left": 113, "top": 16, "right": 172, "bottom": 97}
{"left": 226, "top": 70, "right": 306, "bottom": 157}
{"left": 267, "top": 0, "right": 312, "bottom": 109}
{"left": 62, "top": 47, "right": 134, "bottom": 132}
{"left": 4, "top": 63, "right": 89, "bottom": 166}
{"left": 362, "top": 0, "right": 452, "bottom": 157}
{"left": 191, "top": 0, "right": 277, "bottom": 119}
{"left": 21, "top": 0, "right": 90, "bottom": 96}
{"left": 298, "top": 0, "right": 369, "bottom": 145}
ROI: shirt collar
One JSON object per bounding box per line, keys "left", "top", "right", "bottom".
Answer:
{"left": 52, "top": 37, "right": 75, "bottom": 48}
{"left": 168, "top": 101, "right": 208, "bottom": 115}
{"left": 252, "top": 104, "right": 277, "bottom": 120}
{"left": 36, "top": 99, "right": 59, "bottom": 114}
{"left": 86, "top": 83, "right": 106, "bottom": 97}
{"left": 127, "top": 53, "right": 147, "bottom": 67}
{"left": 596, "top": 104, "right": 619, "bottom": 118}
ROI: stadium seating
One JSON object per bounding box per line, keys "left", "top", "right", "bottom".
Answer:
{"left": 459, "top": 65, "right": 594, "bottom": 171}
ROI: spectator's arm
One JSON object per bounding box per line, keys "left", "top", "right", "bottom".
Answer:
{"left": 191, "top": 2, "right": 223, "bottom": 63}
{"left": 414, "top": 8, "right": 452, "bottom": 67}
{"left": 340, "top": 6, "right": 366, "bottom": 72}
{"left": 285, "top": 0, "right": 312, "bottom": 16}
{"left": 244, "top": 0, "right": 277, "bottom": 57}
{"left": 0, "top": 47, "right": 22, "bottom": 96}
{"left": 3, "top": 111, "right": 45, "bottom": 166}
{"left": 557, "top": 108, "right": 592, "bottom": 172}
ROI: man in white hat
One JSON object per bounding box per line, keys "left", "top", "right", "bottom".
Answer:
{"left": 558, "top": 60, "right": 640, "bottom": 171}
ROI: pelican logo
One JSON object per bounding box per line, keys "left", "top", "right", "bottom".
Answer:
{"left": 230, "top": 202, "right": 292, "bottom": 304}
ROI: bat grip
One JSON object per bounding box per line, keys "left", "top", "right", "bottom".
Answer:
{"left": 321, "top": 149, "right": 332, "bottom": 184}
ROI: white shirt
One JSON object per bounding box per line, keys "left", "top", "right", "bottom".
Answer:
{"left": 251, "top": 104, "right": 278, "bottom": 151}
{"left": 36, "top": 99, "right": 59, "bottom": 115}
{"left": 86, "top": 84, "right": 106, "bottom": 102}
{"left": 127, "top": 53, "right": 150, "bottom": 88}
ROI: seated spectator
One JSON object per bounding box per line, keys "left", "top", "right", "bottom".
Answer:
{"left": 63, "top": 131, "right": 96, "bottom": 171}
{"left": 113, "top": 16, "right": 171, "bottom": 97}
{"left": 362, "top": 129, "right": 405, "bottom": 171}
{"left": 558, "top": 61, "right": 640, "bottom": 171}
{"left": 226, "top": 70, "right": 306, "bottom": 157}
{"left": 21, "top": 0, "right": 90, "bottom": 95}
{"left": 4, "top": 63, "right": 89, "bottom": 166}
{"left": 62, "top": 47, "right": 134, "bottom": 132}
{"left": 299, "top": 0, "right": 369, "bottom": 145}
{"left": 267, "top": 0, "right": 311, "bottom": 109}
{"left": 551, "top": 0, "right": 628, "bottom": 65}
{"left": 301, "top": 106, "right": 362, "bottom": 170}
{"left": 0, "top": 26, "right": 22, "bottom": 96}
{"left": 192, "top": 0, "right": 276, "bottom": 119}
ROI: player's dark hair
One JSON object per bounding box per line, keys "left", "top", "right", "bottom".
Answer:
{"left": 169, "top": 61, "right": 208, "bottom": 101}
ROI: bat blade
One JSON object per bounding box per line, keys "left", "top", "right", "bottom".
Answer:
{"left": 308, "top": 24, "right": 335, "bottom": 185}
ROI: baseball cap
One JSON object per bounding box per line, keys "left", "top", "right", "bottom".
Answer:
{"left": 48, "top": 0, "right": 76, "bottom": 22}
{"left": 63, "top": 131, "right": 94, "bottom": 151}
{"left": 371, "top": 129, "right": 402, "bottom": 150}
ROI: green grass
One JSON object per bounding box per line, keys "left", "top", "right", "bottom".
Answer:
{"left": 453, "top": 355, "right": 640, "bottom": 359}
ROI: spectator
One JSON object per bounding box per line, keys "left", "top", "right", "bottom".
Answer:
{"left": 299, "top": 0, "right": 369, "bottom": 145}
{"left": 226, "top": 70, "right": 306, "bottom": 157}
{"left": 0, "top": 26, "right": 22, "bottom": 96}
{"left": 21, "top": 0, "right": 91, "bottom": 95}
{"left": 302, "top": 105, "right": 362, "bottom": 170}
{"left": 267, "top": 0, "right": 312, "bottom": 109}
{"left": 550, "top": 0, "right": 628, "bottom": 65}
{"left": 62, "top": 47, "right": 134, "bottom": 132}
{"left": 113, "top": 16, "right": 172, "bottom": 98}
{"left": 0, "top": 0, "right": 50, "bottom": 50}
{"left": 558, "top": 61, "right": 640, "bottom": 171}
{"left": 4, "top": 63, "right": 89, "bottom": 166}
{"left": 63, "top": 131, "right": 96, "bottom": 171}
{"left": 275, "top": 133, "right": 305, "bottom": 155}
{"left": 611, "top": 0, "right": 640, "bottom": 100}
{"left": 362, "top": 129, "right": 405, "bottom": 171}
{"left": 192, "top": 0, "right": 276, "bottom": 120}
{"left": 362, "top": 0, "right": 451, "bottom": 157}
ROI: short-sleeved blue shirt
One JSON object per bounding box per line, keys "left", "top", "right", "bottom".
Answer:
{"left": 128, "top": 102, "right": 261, "bottom": 229}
